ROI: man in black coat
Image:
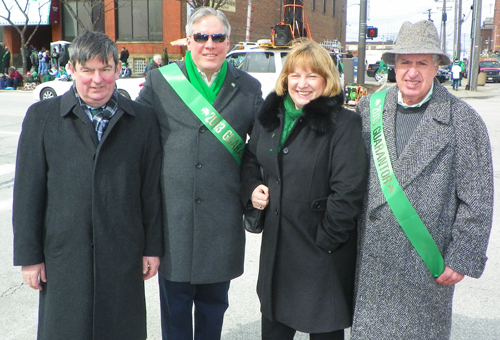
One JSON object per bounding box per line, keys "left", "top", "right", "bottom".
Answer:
{"left": 2, "top": 46, "right": 10, "bottom": 74}
{"left": 13, "top": 31, "right": 163, "bottom": 340}
{"left": 120, "top": 46, "right": 129, "bottom": 64}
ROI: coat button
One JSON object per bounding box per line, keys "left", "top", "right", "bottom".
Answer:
{"left": 196, "top": 162, "right": 202, "bottom": 169}
{"left": 274, "top": 209, "right": 279, "bottom": 215}
{"left": 369, "top": 216, "right": 376, "bottom": 221}
{"left": 282, "top": 147, "right": 289, "bottom": 154}
{"left": 276, "top": 178, "right": 280, "bottom": 185}
{"left": 315, "top": 202, "right": 322, "bottom": 209}
{"left": 199, "top": 127, "right": 206, "bottom": 133}
{"left": 194, "top": 197, "right": 202, "bottom": 204}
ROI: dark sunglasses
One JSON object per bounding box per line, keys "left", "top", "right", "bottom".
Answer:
{"left": 192, "top": 33, "right": 227, "bottom": 43}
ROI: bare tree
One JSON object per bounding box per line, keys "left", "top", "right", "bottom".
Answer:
{"left": 0, "top": 0, "right": 50, "bottom": 74}
{"left": 180, "top": 0, "right": 229, "bottom": 11}
{"left": 59, "top": 0, "right": 119, "bottom": 32}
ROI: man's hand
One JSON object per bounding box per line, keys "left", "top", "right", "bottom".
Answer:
{"left": 142, "top": 256, "right": 160, "bottom": 281}
{"left": 435, "top": 266, "right": 465, "bottom": 285}
{"left": 22, "top": 263, "right": 47, "bottom": 290}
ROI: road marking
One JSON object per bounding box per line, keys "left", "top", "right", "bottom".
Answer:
{"left": 0, "top": 164, "right": 15, "bottom": 176}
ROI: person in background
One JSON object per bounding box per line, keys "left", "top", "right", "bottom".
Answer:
{"left": 38, "top": 48, "right": 48, "bottom": 75}
{"left": 55, "top": 66, "right": 69, "bottom": 81}
{"left": 30, "top": 48, "right": 39, "bottom": 73}
{"left": 120, "top": 46, "right": 129, "bottom": 65}
{"left": 2, "top": 46, "right": 10, "bottom": 74}
{"left": 351, "top": 20, "right": 493, "bottom": 340}
{"left": 13, "top": 30, "right": 163, "bottom": 340}
{"left": 451, "top": 60, "right": 462, "bottom": 91}
{"left": 146, "top": 54, "right": 162, "bottom": 74}
{"left": 120, "top": 62, "right": 132, "bottom": 78}
{"left": 240, "top": 39, "right": 367, "bottom": 340}
{"left": 136, "top": 6, "right": 263, "bottom": 340}
{"left": 162, "top": 46, "right": 170, "bottom": 65}
{"left": 0, "top": 74, "right": 7, "bottom": 89}
{"left": 6, "top": 66, "right": 23, "bottom": 89}
{"left": 51, "top": 48, "right": 59, "bottom": 68}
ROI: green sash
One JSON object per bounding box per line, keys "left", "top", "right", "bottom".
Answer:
{"left": 370, "top": 90, "right": 445, "bottom": 277}
{"left": 159, "top": 64, "right": 245, "bottom": 165}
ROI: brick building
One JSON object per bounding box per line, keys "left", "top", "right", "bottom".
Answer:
{"left": 1, "top": 0, "right": 346, "bottom": 74}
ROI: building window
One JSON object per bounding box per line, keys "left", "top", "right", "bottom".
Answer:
{"left": 133, "top": 58, "right": 146, "bottom": 73}
{"left": 117, "top": 0, "right": 162, "bottom": 41}
{"left": 322, "top": 0, "right": 326, "bottom": 13}
{"left": 62, "top": 0, "right": 105, "bottom": 41}
{"left": 332, "top": 0, "right": 335, "bottom": 16}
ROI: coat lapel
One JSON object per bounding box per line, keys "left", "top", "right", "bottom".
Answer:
{"left": 368, "top": 82, "right": 453, "bottom": 212}
{"left": 213, "top": 65, "right": 240, "bottom": 113}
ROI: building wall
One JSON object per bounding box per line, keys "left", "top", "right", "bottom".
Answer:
{"left": 492, "top": 0, "right": 500, "bottom": 51}
{"left": 3, "top": 0, "right": 347, "bottom": 73}
{"left": 223, "top": 0, "right": 346, "bottom": 46}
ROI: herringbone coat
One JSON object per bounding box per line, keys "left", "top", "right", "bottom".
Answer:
{"left": 351, "top": 80, "right": 493, "bottom": 339}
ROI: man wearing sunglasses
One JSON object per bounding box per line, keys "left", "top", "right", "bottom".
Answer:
{"left": 136, "top": 6, "right": 263, "bottom": 340}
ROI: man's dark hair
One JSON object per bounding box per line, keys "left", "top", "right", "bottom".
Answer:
{"left": 69, "top": 31, "right": 119, "bottom": 67}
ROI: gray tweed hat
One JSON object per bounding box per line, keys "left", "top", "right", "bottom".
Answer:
{"left": 382, "top": 20, "right": 450, "bottom": 66}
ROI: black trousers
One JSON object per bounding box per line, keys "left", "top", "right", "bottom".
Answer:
{"left": 261, "top": 315, "right": 345, "bottom": 340}
{"left": 158, "top": 274, "right": 230, "bottom": 340}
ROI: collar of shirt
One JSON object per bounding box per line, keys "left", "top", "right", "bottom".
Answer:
{"left": 397, "top": 82, "right": 434, "bottom": 108}
{"left": 198, "top": 68, "right": 220, "bottom": 88}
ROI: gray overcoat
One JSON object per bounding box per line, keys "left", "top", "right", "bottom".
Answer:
{"left": 351, "top": 80, "right": 494, "bottom": 339}
{"left": 13, "top": 90, "right": 163, "bottom": 339}
{"left": 136, "top": 62, "right": 263, "bottom": 284}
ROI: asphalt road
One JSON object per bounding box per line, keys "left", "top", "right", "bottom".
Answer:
{"left": 0, "top": 82, "right": 499, "bottom": 339}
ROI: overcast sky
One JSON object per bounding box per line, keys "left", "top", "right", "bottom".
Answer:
{"left": 346, "top": 0, "right": 496, "bottom": 57}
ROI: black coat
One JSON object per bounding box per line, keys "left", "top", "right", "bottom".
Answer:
{"left": 241, "top": 93, "right": 368, "bottom": 333}
{"left": 13, "top": 90, "right": 163, "bottom": 339}
{"left": 3, "top": 50, "right": 10, "bottom": 68}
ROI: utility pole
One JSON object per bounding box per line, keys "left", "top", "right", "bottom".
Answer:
{"left": 468, "top": 0, "right": 482, "bottom": 91}
{"left": 441, "top": 0, "right": 447, "bottom": 53}
{"left": 245, "top": 0, "right": 253, "bottom": 42}
{"left": 357, "top": 0, "right": 368, "bottom": 85}
{"left": 453, "top": 0, "right": 463, "bottom": 59}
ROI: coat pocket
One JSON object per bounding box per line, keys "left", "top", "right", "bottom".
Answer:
{"left": 310, "top": 197, "right": 328, "bottom": 212}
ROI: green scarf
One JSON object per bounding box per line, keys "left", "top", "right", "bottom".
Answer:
{"left": 279, "top": 94, "right": 303, "bottom": 151}
{"left": 184, "top": 50, "right": 227, "bottom": 104}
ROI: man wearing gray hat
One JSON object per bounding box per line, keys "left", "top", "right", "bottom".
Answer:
{"left": 351, "top": 20, "right": 493, "bottom": 339}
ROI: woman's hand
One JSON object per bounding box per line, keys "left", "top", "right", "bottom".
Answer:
{"left": 251, "top": 185, "right": 269, "bottom": 210}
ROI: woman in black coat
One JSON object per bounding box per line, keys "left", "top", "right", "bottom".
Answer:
{"left": 240, "top": 40, "right": 368, "bottom": 340}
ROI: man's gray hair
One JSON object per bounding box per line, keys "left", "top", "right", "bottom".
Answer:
{"left": 185, "top": 7, "right": 231, "bottom": 38}
{"left": 154, "top": 54, "right": 162, "bottom": 60}
{"left": 69, "top": 31, "right": 119, "bottom": 67}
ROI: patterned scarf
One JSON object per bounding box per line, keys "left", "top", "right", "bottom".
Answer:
{"left": 184, "top": 50, "right": 227, "bottom": 104}
{"left": 73, "top": 85, "right": 119, "bottom": 142}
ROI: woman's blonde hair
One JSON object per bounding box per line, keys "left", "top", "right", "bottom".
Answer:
{"left": 275, "top": 39, "right": 341, "bottom": 97}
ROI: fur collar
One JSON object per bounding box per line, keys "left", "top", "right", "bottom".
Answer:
{"left": 258, "top": 92, "right": 344, "bottom": 135}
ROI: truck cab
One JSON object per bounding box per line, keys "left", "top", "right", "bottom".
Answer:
{"left": 226, "top": 47, "right": 345, "bottom": 98}
{"left": 478, "top": 59, "right": 500, "bottom": 82}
